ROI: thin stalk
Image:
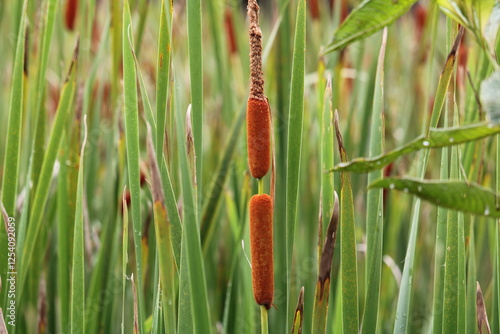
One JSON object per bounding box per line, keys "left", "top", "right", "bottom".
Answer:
{"left": 260, "top": 306, "right": 269, "bottom": 334}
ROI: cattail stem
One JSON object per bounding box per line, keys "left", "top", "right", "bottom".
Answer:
{"left": 258, "top": 178, "right": 264, "bottom": 195}
{"left": 260, "top": 305, "right": 269, "bottom": 334}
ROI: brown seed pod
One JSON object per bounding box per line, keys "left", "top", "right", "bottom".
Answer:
{"left": 247, "top": 97, "right": 271, "bottom": 179}
{"left": 249, "top": 194, "right": 274, "bottom": 309}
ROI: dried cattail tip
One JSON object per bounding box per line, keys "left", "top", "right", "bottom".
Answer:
{"left": 248, "top": 0, "right": 264, "bottom": 99}
{"left": 65, "top": 0, "right": 78, "bottom": 31}
{"left": 247, "top": 97, "right": 271, "bottom": 179}
{"left": 249, "top": 194, "right": 274, "bottom": 309}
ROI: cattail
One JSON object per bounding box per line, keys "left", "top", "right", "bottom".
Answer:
{"left": 247, "top": 0, "right": 270, "bottom": 179}
{"left": 65, "top": 0, "right": 78, "bottom": 31}
{"left": 247, "top": 97, "right": 271, "bottom": 179}
{"left": 249, "top": 194, "right": 274, "bottom": 309}
{"left": 309, "top": 0, "right": 320, "bottom": 21}
{"left": 413, "top": 3, "right": 427, "bottom": 42}
{"left": 224, "top": 9, "right": 238, "bottom": 56}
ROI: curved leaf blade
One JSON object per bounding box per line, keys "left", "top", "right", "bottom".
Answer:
{"left": 323, "top": 0, "right": 417, "bottom": 54}
{"left": 370, "top": 177, "right": 500, "bottom": 218}
{"left": 330, "top": 122, "right": 500, "bottom": 173}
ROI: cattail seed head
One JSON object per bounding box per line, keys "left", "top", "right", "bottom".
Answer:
{"left": 249, "top": 194, "right": 274, "bottom": 309}
{"left": 247, "top": 97, "right": 271, "bottom": 179}
{"left": 65, "top": 0, "right": 78, "bottom": 31}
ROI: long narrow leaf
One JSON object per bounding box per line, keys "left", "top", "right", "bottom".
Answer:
{"left": 334, "top": 111, "right": 359, "bottom": 333}
{"left": 330, "top": 122, "right": 500, "bottom": 173}
{"left": 442, "top": 138, "right": 460, "bottom": 333}
{"left": 187, "top": 0, "right": 203, "bottom": 204}
{"left": 362, "top": 27, "right": 387, "bottom": 333}
{"left": 147, "top": 129, "right": 176, "bottom": 334}
{"left": 285, "top": 0, "right": 306, "bottom": 329}
{"left": 174, "top": 99, "right": 212, "bottom": 333}
{"left": 0, "top": 0, "right": 26, "bottom": 311}
{"left": 19, "top": 42, "right": 78, "bottom": 298}
{"left": 370, "top": 177, "right": 500, "bottom": 218}
{"left": 132, "top": 40, "right": 182, "bottom": 268}
{"left": 122, "top": 3, "right": 145, "bottom": 331}
{"left": 70, "top": 116, "right": 88, "bottom": 333}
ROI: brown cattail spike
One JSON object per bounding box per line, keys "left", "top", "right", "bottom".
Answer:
{"left": 65, "top": 0, "right": 78, "bottom": 31}
{"left": 249, "top": 194, "right": 274, "bottom": 309}
{"left": 247, "top": 97, "right": 271, "bottom": 178}
{"left": 248, "top": 0, "right": 264, "bottom": 99}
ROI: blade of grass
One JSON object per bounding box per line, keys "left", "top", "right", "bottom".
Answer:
{"left": 334, "top": 110, "right": 359, "bottom": 333}
{"left": 431, "top": 146, "right": 449, "bottom": 333}
{"left": 70, "top": 116, "right": 88, "bottom": 333}
{"left": 320, "top": 77, "right": 334, "bottom": 250}
{"left": 361, "top": 27, "right": 387, "bottom": 334}
{"left": 273, "top": 0, "right": 292, "bottom": 330}
{"left": 131, "top": 274, "right": 139, "bottom": 333}
{"left": 132, "top": 32, "right": 182, "bottom": 268}
{"left": 285, "top": 0, "right": 306, "bottom": 329}
{"left": 146, "top": 128, "right": 176, "bottom": 334}
{"left": 57, "top": 133, "right": 71, "bottom": 330}
{"left": 457, "top": 212, "right": 466, "bottom": 334}
{"left": 18, "top": 41, "right": 78, "bottom": 300}
{"left": 122, "top": 2, "right": 145, "bottom": 331}
{"left": 122, "top": 188, "right": 129, "bottom": 334}
{"left": 151, "top": 258, "right": 163, "bottom": 334}
{"left": 187, "top": 0, "right": 203, "bottom": 206}
{"left": 443, "top": 134, "right": 459, "bottom": 333}
{"left": 31, "top": 0, "right": 57, "bottom": 195}
{"left": 438, "top": 23, "right": 462, "bottom": 334}
{"left": 174, "top": 91, "right": 212, "bottom": 334}
{"left": 466, "top": 221, "right": 477, "bottom": 334}
{"left": 0, "top": 0, "right": 26, "bottom": 311}
{"left": 155, "top": 0, "right": 171, "bottom": 168}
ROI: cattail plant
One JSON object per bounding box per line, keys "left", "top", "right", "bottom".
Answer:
{"left": 247, "top": 1, "right": 274, "bottom": 332}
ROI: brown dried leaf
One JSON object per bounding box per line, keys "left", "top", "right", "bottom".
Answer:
{"left": 291, "top": 286, "right": 305, "bottom": 334}
{"left": 476, "top": 281, "right": 491, "bottom": 334}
